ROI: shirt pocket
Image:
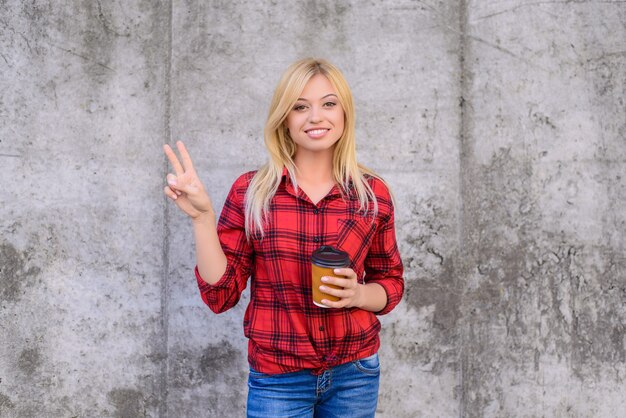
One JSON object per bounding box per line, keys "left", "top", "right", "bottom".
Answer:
{"left": 336, "top": 216, "right": 377, "bottom": 267}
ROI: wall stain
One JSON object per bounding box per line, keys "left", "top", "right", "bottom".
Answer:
{"left": 0, "top": 242, "right": 41, "bottom": 303}
{"left": 18, "top": 347, "right": 42, "bottom": 375}
{"left": 198, "top": 342, "right": 240, "bottom": 382}
{"left": 458, "top": 142, "right": 626, "bottom": 415}
{"left": 107, "top": 388, "right": 146, "bottom": 418}
{"left": 18, "top": 0, "right": 49, "bottom": 57}
{"left": 167, "top": 341, "right": 247, "bottom": 415}
{"left": 170, "top": 341, "right": 243, "bottom": 389}
{"left": 611, "top": 325, "right": 625, "bottom": 362}
{"left": 183, "top": 1, "right": 242, "bottom": 58}
{"left": 392, "top": 195, "right": 461, "bottom": 374}
{"left": 297, "top": 1, "right": 350, "bottom": 53}
{"left": 393, "top": 258, "right": 460, "bottom": 375}
{"left": 587, "top": 59, "right": 615, "bottom": 97}
{"left": 80, "top": 1, "right": 116, "bottom": 83}
{"left": 405, "top": 258, "right": 461, "bottom": 333}
{"left": 462, "top": 239, "right": 626, "bottom": 414}
{"left": 0, "top": 392, "right": 15, "bottom": 410}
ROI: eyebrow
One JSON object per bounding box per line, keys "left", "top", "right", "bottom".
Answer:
{"left": 296, "top": 94, "right": 338, "bottom": 102}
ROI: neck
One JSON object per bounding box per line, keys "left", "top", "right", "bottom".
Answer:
{"left": 293, "top": 149, "right": 334, "bottom": 184}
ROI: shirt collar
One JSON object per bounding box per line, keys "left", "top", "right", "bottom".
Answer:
{"left": 280, "top": 166, "right": 344, "bottom": 202}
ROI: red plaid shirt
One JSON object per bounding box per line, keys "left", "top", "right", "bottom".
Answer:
{"left": 196, "top": 168, "right": 404, "bottom": 375}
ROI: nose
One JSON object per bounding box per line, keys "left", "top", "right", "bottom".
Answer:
{"left": 308, "top": 105, "right": 322, "bottom": 123}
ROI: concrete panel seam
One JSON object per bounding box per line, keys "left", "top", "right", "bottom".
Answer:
{"left": 457, "top": 0, "right": 469, "bottom": 417}
{"left": 159, "top": 1, "right": 174, "bottom": 417}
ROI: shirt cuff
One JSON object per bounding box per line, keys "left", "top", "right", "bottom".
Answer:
{"left": 366, "top": 278, "right": 402, "bottom": 315}
{"left": 195, "top": 265, "right": 235, "bottom": 290}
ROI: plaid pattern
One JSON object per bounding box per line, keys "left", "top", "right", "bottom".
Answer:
{"left": 196, "top": 168, "right": 404, "bottom": 375}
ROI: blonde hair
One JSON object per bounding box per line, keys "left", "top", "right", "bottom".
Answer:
{"left": 245, "top": 58, "right": 381, "bottom": 238}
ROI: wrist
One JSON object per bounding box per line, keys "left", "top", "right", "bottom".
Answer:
{"left": 355, "top": 283, "right": 367, "bottom": 309}
{"left": 191, "top": 210, "right": 216, "bottom": 225}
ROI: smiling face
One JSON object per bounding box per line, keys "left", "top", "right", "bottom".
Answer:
{"left": 284, "top": 74, "right": 345, "bottom": 157}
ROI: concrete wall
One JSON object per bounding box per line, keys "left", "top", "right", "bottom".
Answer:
{"left": 1, "top": 1, "right": 624, "bottom": 417}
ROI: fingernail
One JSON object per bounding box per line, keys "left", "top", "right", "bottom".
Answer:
{"left": 168, "top": 178, "right": 177, "bottom": 185}
{"left": 334, "top": 269, "right": 341, "bottom": 274}
{"left": 321, "top": 277, "right": 328, "bottom": 282}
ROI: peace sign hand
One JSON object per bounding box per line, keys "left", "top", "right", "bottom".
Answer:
{"left": 163, "top": 141, "right": 214, "bottom": 220}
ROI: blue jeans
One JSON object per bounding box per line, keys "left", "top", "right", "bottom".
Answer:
{"left": 247, "top": 353, "right": 380, "bottom": 418}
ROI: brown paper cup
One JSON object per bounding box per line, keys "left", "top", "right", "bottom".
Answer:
{"left": 311, "top": 246, "right": 350, "bottom": 308}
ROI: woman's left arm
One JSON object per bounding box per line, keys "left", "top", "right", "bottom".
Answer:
{"left": 319, "top": 269, "right": 388, "bottom": 312}
{"left": 359, "top": 206, "right": 404, "bottom": 314}
{"left": 319, "top": 195, "right": 404, "bottom": 313}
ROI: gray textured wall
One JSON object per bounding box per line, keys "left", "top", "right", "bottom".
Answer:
{"left": 1, "top": 1, "right": 624, "bottom": 417}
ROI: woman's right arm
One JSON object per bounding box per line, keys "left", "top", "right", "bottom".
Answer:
{"left": 163, "top": 141, "right": 226, "bottom": 284}
{"left": 190, "top": 212, "right": 227, "bottom": 285}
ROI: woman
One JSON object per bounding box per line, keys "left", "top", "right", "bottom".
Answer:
{"left": 163, "top": 58, "right": 404, "bottom": 417}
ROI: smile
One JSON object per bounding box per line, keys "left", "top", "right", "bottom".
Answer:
{"left": 305, "top": 128, "right": 329, "bottom": 138}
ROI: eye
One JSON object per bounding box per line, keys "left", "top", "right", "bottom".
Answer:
{"left": 323, "top": 102, "right": 337, "bottom": 108}
{"left": 293, "top": 104, "right": 308, "bottom": 111}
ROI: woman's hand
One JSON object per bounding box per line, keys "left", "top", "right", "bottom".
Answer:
{"left": 163, "top": 141, "right": 214, "bottom": 220}
{"left": 319, "top": 268, "right": 364, "bottom": 309}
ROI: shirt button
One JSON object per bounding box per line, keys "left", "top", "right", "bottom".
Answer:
{"left": 319, "top": 326, "right": 325, "bottom": 331}
{"left": 313, "top": 208, "right": 319, "bottom": 214}
{"left": 313, "top": 237, "right": 320, "bottom": 243}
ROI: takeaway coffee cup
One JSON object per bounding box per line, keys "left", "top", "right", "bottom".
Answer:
{"left": 311, "top": 246, "right": 350, "bottom": 308}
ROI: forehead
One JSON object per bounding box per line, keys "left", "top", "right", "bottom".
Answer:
{"left": 298, "top": 74, "right": 337, "bottom": 99}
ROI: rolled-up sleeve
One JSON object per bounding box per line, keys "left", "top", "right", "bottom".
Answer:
{"left": 196, "top": 174, "right": 254, "bottom": 314}
{"left": 364, "top": 191, "right": 404, "bottom": 315}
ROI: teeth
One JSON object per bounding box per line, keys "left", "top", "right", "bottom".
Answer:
{"left": 308, "top": 129, "right": 327, "bottom": 135}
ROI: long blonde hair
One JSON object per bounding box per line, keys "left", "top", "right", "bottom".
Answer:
{"left": 245, "top": 58, "right": 380, "bottom": 238}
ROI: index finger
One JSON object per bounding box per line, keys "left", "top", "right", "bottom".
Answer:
{"left": 176, "top": 140, "right": 196, "bottom": 172}
{"left": 163, "top": 144, "right": 185, "bottom": 176}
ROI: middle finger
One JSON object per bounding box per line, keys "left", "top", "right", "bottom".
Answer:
{"left": 176, "top": 141, "right": 196, "bottom": 173}
{"left": 321, "top": 276, "right": 353, "bottom": 288}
